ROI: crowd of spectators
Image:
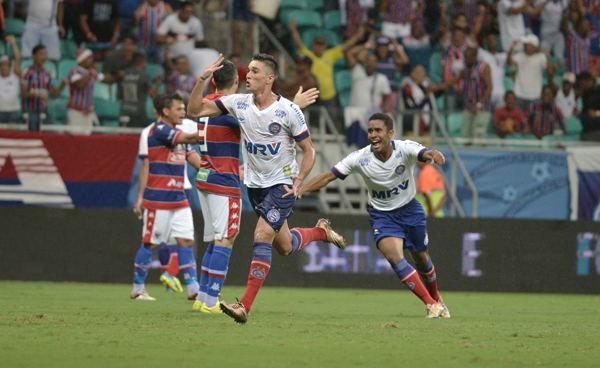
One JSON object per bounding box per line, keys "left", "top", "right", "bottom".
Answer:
{"left": 272, "top": 0, "right": 600, "bottom": 142}
{"left": 2, "top": 0, "right": 600, "bottom": 142}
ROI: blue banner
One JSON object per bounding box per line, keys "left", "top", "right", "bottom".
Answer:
{"left": 439, "top": 149, "right": 570, "bottom": 219}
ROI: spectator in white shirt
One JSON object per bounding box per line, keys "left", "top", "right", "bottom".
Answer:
{"left": 550, "top": 71, "right": 578, "bottom": 119}
{"left": 507, "top": 35, "right": 552, "bottom": 111}
{"left": 497, "top": 0, "right": 549, "bottom": 52}
{"left": 155, "top": 1, "right": 205, "bottom": 58}
{"left": 540, "top": 0, "right": 567, "bottom": 61}
{"left": 346, "top": 44, "right": 392, "bottom": 114}
{"left": 21, "top": 0, "right": 65, "bottom": 61}
{"left": 0, "top": 36, "right": 21, "bottom": 124}
{"left": 479, "top": 34, "right": 508, "bottom": 108}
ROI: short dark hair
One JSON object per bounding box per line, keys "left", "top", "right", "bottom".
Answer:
{"left": 122, "top": 33, "right": 138, "bottom": 44}
{"left": 369, "top": 113, "right": 394, "bottom": 132}
{"left": 153, "top": 94, "right": 165, "bottom": 112}
{"left": 181, "top": 1, "right": 194, "bottom": 9}
{"left": 577, "top": 71, "right": 594, "bottom": 82}
{"left": 160, "top": 94, "right": 184, "bottom": 116}
{"left": 32, "top": 45, "right": 46, "bottom": 55}
{"left": 251, "top": 53, "right": 278, "bottom": 76}
{"left": 542, "top": 85, "right": 553, "bottom": 93}
{"left": 504, "top": 90, "right": 515, "bottom": 99}
{"left": 213, "top": 60, "right": 237, "bottom": 90}
{"left": 132, "top": 52, "right": 147, "bottom": 66}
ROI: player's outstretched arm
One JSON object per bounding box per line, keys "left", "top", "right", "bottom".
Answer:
{"left": 292, "top": 86, "right": 320, "bottom": 109}
{"left": 297, "top": 171, "right": 338, "bottom": 199}
{"left": 176, "top": 132, "right": 200, "bottom": 145}
{"left": 187, "top": 54, "right": 225, "bottom": 118}
{"left": 422, "top": 149, "right": 445, "bottom": 165}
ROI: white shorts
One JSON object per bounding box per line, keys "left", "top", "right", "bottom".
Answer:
{"left": 67, "top": 109, "right": 99, "bottom": 135}
{"left": 381, "top": 21, "right": 411, "bottom": 39}
{"left": 22, "top": 23, "right": 61, "bottom": 60}
{"left": 197, "top": 190, "right": 241, "bottom": 242}
{"left": 142, "top": 207, "right": 195, "bottom": 245}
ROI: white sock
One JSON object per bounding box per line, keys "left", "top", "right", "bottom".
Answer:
{"left": 187, "top": 281, "right": 199, "bottom": 298}
{"left": 205, "top": 295, "right": 218, "bottom": 308}
{"left": 197, "top": 291, "right": 207, "bottom": 303}
{"left": 132, "top": 283, "right": 144, "bottom": 294}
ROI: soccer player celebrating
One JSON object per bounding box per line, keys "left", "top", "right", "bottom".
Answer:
{"left": 298, "top": 113, "right": 450, "bottom": 319}
{"left": 131, "top": 94, "right": 202, "bottom": 301}
{"left": 188, "top": 54, "right": 345, "bottom": 324}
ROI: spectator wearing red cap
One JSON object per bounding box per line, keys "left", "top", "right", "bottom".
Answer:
{"left": 67, "top": 48, "right": 117, "bottom": 133}
{"left": 0, "top": 35, "right": 21, "bottom": 123}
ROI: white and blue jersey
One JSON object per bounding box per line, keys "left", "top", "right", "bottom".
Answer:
{"left": 331, "top": 140, "right": 430, "bottom": 250}
{"left": 331, "top": 140, "right": 429, "bottom": 211}
{"left": 214, "top": 93, "right": 310, "bottom": 189}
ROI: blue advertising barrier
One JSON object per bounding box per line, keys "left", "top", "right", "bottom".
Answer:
{"left": 439, "top": 149, "right": 570, "bottom": 219}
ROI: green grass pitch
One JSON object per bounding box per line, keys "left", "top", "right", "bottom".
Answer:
{"left": 1, "top": 281, "right": 598, "bottom": 368}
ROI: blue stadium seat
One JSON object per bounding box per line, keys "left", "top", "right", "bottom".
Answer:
{"left": 47, "top": 98, "right": 68, "bottom": 125}
{"left": 146, "top": 63, "right": 165, "bottom": 82}
{"left": 564, "top": 116, "right": 583, "bottom": 137}
{"left": 338, "top": 89, "right": 351, "bottom": 109}
{"left": 503, "top": 76, "right": 514, "bottom": 92}
{"left": 447, "top": 112, "right": 463, "bottom": 137}
{"left": 334, "top": 70, "right": 352, "bottom": 93}
{"left": 333, "top": 58, "right": 347, "bottom": 71}
{"left": 60, "top": 40, "right": 78, "bottom": 60}
{"left": 280, "top": 0, "right": 308, "bottom": 10}
{"left": 4, "top": 18, "right": 25, "bottom": 37}
{"left": 307, "top": 0, "right": 324, "bottom": 11}
{"left": 93, "top": 82, "right": 110, "bottom": 101}
{"left": 281, "top": 10, "right": 322, "bottom": 31}
{"left": 429, "top": 52, "right": 442, "bottom": 84}
{"left": 323, "top": 11, "right": 342, "bottom": 31}
{"left": 95, "top": 99, "right": 121, "bottom": 126}
{"left": 58, "top": 60, "right": 78, "bottom": 80}
{"left": 146, "top": 96, "right": 155, "bottom": 122}
{"left": 302, "top": 29, "right": 342, "bottom": 49}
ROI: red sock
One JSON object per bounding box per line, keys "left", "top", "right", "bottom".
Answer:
{"left": 417, "top": 266, "right": 440, "bottom": 301}
{"left": 401, "top": 270, "right": 437, "bottom": 305}
{"left": 290, "top": 227, "right": 327, "bottom": 252}
{"left": 239, "top": 258, "right": 271, "bottom": 313}
{"left": 166, "top": 252, "right": 178, "bottom": 277}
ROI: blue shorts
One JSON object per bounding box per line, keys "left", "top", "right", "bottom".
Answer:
{"left": 368, "top": 198, "right": 429, "bottom": 253}
{"left": 248, "top": 184, "right": 295, "bottom": 232}
{"left": 233, "top": 0, "right": 254, "bottom": 22}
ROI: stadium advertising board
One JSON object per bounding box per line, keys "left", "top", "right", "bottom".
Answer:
{"left": 567, "top": 147, "right": 600, "bottom": 221}
{"left": 1, "top": 208, "right": 598, "bottom": 294}
{"left": 0, "top": 131, "right": 138, "bottom": 208}
{"left": 438, "top": 149, "right": 570, "bottom": 220}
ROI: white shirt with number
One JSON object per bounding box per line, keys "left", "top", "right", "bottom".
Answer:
{"left": 215, "top": 94, "right": 310, "bottom": 188}
{"left": 138, "top": 119, "right": 197, "bottom": 190}
{"left": 332, "top": 140, "right": 428, "bottom": 211}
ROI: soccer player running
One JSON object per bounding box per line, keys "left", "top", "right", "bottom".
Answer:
{"left": 188, "top": 54, "right": 346, "bottom": 324}
{"left": 298, "top": 113, "right": 450, "bottom": 319}
{"left": 131, "top": 94, "right": 202, "bottom": 300}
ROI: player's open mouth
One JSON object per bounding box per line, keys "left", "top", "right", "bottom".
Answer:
{"left": 370, "top": 141, "right": 381, "bottom": 149}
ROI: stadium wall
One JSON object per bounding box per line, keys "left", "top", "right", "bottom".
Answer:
{"left": 1, "top": 207, "right": 599, "bottom": 294}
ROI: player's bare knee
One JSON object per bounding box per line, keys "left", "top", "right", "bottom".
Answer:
{"left": 176, "top": 238, "right": 194, "bottom": 248}
{"left": 410, "top": 251, "right": 429, "bottom": 265}
{"left": 145, "top": 243, "right": 158, "bottom": 250}
{"left": 274, "top": 246, "right": 291, "bottom": 257}
{"left": 214, "top": 237, "right": 234, "bottom": 249}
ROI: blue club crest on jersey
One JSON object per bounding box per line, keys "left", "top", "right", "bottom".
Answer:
{"left": 267, "top": 209, "right": 281, "bottom": 222}
{"left": 395, "top": 165, "right": 405, "bottom": 175}
{"left": 268, "top": 122, "right": 282, "bottom": 135}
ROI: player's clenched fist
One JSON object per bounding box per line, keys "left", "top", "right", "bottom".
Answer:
{"left": 430, "top": 150, "right": 445, "bottom": 165}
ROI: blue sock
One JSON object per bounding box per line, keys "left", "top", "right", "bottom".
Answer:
{"left": 415, "top": 258, "right": 433, "bottom": 274}
{"left": 198, "top": 243, "right": 214, "bottom": 303}
{"left": 392, "top": 258, "right": 414, "bottom": 280}
{"left": 177, "top": 246, "right": 199, "bottom": 297}
{"left": 290, "top": 230, "right": 301, "bottom": 254}
{"left": 133, "top": 244, "right": 154, "bottom": 294}
{"left": 157, "top": 243, "right": 170, "bottom": 268}
{"left": 205, "top": 245, "right": 232, "bottom": 308}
